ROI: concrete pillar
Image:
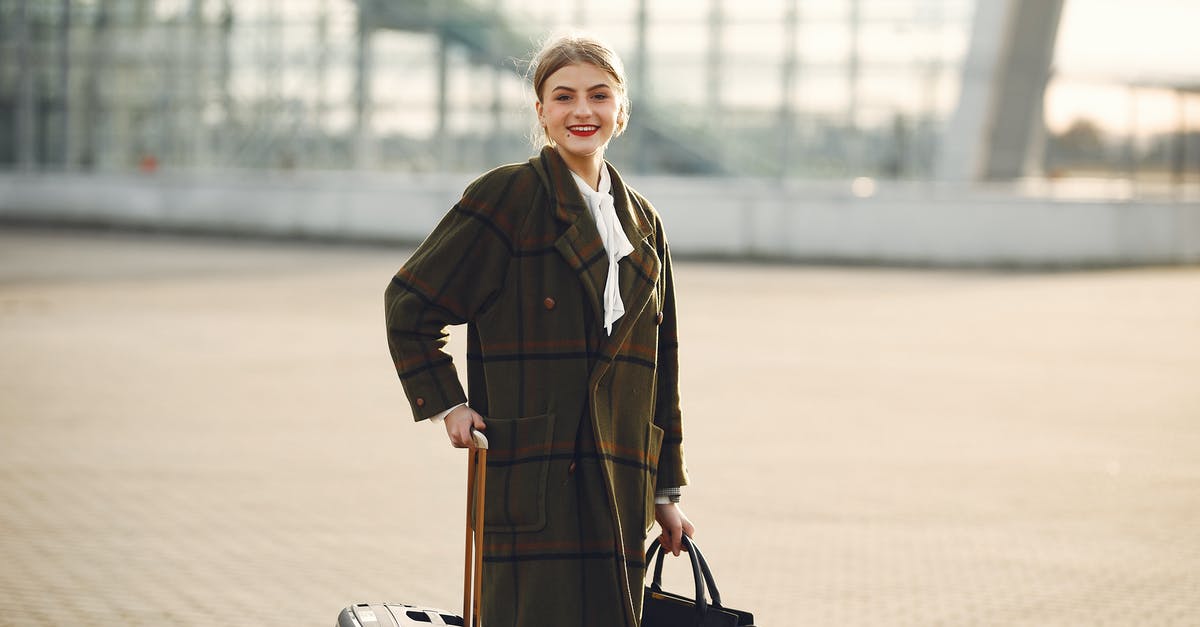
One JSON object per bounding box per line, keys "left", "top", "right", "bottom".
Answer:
{"left": 58, "top": 0, "right": 72, "bottom": 168}
{"left": 490, "top": 0, "right": 506, "bottom": 166}
{"left": 779, "top": 0, "right": 799, "bottom": 178}
{"left": 217, "top": 1, "right": 234, "bottom": 163}
{"left": 634, "top": 0, "right": 649, "bottom": 172}
{"left": 80, "top": 0, "right": 110, "bottom": 169}
{"left": 1171, "top": 89, "right": 1187, "bottom": 196}
{"left": 435, "top": 33, "right": 450, "bottom": 169}
{"left": 846, "top": 0, "right": 861, "bottom": 171}
{"left": 939, "top": 0, "right": 1065, "bottom": 182}
{"left": 1125, "top": 86, "right": 1139, "bottom": 192}
{"left": 706, "top": 0, "right": 723, "bottom": 134}
{"left": 573, "top": 0, "right": 586, "bottom": 27}
{"left": 187, "top": 0, "right": 207, "bottom": 168}
{"left": 15, "top": 0, "right": 37, "bottom": 170}
{"left": 315, "top": 0, "right": 330, "bottom": 167}
{"left": 354, "top": 7, "right": 376, "bottom": 168}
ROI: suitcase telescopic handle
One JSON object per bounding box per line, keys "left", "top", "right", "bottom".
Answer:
{"left": 464, "top": 428, "right": 488, "bottom": 626}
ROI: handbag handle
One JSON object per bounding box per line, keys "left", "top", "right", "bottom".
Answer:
{"left": 685, "top": 539, "right": 724, "bottom": 609}
{"left": 644, "top": 536, "right": 725, "bottom": 616}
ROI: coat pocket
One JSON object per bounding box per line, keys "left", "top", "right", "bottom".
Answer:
{"left": 481, "top": 412, "right": 556, "bottom": 533}
{"left": 643, "top": 422, "right": 666, "bottom": 532}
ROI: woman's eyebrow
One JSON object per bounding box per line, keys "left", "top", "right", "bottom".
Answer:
{"left": 551, "top": 83, "right": 612, "bottom": 92}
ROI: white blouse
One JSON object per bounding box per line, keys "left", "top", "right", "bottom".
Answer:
{"left": 569, "top": 165, "right": 634, "bottom": 336}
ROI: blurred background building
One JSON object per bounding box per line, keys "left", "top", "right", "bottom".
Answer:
{"left": 1, "top": 0, "right": 1198, "bottom": 265}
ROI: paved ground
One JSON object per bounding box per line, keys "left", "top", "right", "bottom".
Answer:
{"left": 1, "top": 226, "right": 1197, "bottom": 626}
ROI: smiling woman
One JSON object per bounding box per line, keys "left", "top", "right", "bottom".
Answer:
{"left": 383, "top": 34, "right": 696, "bottom": 627}
{"left": 535, "top": 63, "right": 622, "bottom": 185}
{"left": 528, "top": 36, "right": 633, "bottom": 187}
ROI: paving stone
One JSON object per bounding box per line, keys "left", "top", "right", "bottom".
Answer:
{"left": 1, "top": 228, "right": 1197, "bottom": 626}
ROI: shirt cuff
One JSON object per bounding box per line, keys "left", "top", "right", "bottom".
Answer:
{"left": 654, "top": 487, "right": 682, "bottom": 505}
{"left": 428, "top": 402, "right": 466, "bottom": 424}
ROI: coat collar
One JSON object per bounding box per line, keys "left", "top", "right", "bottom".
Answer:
{"left": 530, "top": 146, "right": 660, "bottom": 358}
{"left": 531, "top": 146, "right": 652, "bottom": 245}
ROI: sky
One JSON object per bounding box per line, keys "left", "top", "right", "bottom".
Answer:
{"left": 1046, "top": 0, "right": 1200, "bottom": 135}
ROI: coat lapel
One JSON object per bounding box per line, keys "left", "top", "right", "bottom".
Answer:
{"left": 535, "top": 148, "right": 608, "bottom": 328}
{"left": 598, "top": 163, "right": 659, "bottom": 360}
{"left": 533, "top": 148, "right": 661, "bottom": 365}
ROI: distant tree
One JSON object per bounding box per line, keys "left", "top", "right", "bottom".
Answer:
{"left": 1046, "top": 118, "right": 1111, "bottom": 171}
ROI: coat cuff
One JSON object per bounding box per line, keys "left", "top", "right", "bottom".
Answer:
{"left": 654, "top": 487, "right": 681, "bottom": 504}
{"left": 428, "top": 403, "right": 467, "bottom": 424}
{"left": 400, "top": 361, "right": 468, "bottom": 421}
{"left": 655, "top": 441, "right": 688, "bottom": 491}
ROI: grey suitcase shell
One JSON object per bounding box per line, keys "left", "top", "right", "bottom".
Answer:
{"left": 337, "top": 603, "right": 464, "bottom": 626}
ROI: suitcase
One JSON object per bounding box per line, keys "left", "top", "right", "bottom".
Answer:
{"left": 336, "top": 430, "right": 489, "bottom": 627}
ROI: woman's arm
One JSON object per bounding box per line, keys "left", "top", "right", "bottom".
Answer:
{"left": 649, "top": 213, "right": 695, "bottom": 555}
{"left": 652, "top": 230, "right": 688, "bottom": 492}
{"left": 384, "top": 187, "right": 514, "bottom": 423}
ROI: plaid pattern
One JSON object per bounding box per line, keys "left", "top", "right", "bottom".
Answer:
{"left": 655, "top": 486, "right": 682, "bottom": 504}
{"left": 385, "top": 147, "right": 687, "bottom": 627}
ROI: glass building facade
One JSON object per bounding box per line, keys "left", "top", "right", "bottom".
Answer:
{"left": 0, "top": 0, "right": 1196, "bottom": 192}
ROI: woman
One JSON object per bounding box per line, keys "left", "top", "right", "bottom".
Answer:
{"left": 384, "top": 34, "right": 694, "bottom": 627}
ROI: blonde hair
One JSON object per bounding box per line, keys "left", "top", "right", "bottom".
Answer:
{"left": 527, "top": 34, "right": 631, "bottom": 147}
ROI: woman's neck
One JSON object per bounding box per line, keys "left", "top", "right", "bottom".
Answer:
{"left": 557, "top": 148, "right": 604, "bottom": 192}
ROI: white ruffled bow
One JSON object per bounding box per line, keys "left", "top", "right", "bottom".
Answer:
{"left": 570, "top": 166, "right": 634, "bottom": 335}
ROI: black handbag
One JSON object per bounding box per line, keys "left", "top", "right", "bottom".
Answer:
{"left": 642, "top": 536, "right": 755, "bottom": 627}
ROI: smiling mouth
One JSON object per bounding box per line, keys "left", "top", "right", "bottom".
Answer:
{"left": 568, "top": 125, "right": 599, "bottom": 137}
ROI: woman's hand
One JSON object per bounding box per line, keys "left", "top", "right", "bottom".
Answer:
{"left": 654, "top": 503, "right": 695, "bottom": 556}
{"left": 444, "top": 405, "right": 487, "bottom": 448}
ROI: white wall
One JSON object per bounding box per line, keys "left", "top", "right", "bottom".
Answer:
{"left": 2, "top": 171, "right": 1198, "bottom": 267}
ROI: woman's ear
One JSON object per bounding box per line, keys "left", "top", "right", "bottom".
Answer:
{"left": 534, "top": 100, "right": 544, "bottom": 123}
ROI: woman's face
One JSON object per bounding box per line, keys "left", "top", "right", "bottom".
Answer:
{"left": 536, "top": 62, "right": 622, "bottom": 165}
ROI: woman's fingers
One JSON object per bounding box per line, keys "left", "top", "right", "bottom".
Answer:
{"left": 670, "top": 525, "right": 684, "bottom": 556}
{"left": 660, "top": 515, "right": 683, "bottom": 556}
{"left": 444, "top": 406, "right": 482, "bottom": 448}
{"left": 456, "top": 424, "right": 473, "bottom": 448}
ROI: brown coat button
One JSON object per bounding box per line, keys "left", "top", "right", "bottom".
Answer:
{"left": 656, "top": 311, "right": 664, "bottom": 325}
{"left": 568, "top": 461, "right": 577, "bottom": 475}
{"left": 543, "top": 297, "right": 556, "bottom": 310}
{"left": 415, "top": 397, "right": 425, "bottom": 407}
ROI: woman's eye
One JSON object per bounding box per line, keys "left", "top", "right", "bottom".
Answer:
{"left": 556, "top": 95, "right": 571, "bottom": 102}
{"left": 592, "top": 93, "right": 609, "bottom": 100}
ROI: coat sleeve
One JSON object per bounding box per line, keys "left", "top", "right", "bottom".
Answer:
{"left": 384, "top": 183, "right": 514, "bottom": 421}
{"left": 652, "top": 222, "right": 689, "bottom": 490}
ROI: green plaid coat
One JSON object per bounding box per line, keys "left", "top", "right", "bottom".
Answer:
{"left": 385, "top": 146, "right": 687, "bottom": 626}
